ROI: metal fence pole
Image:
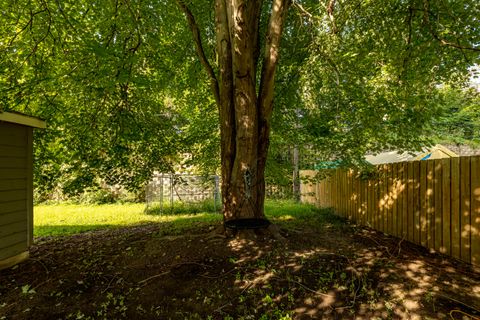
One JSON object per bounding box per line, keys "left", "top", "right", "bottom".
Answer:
{"left": 215, "top": 175, "right": 220, "bottom": 213}
{"left": 160, "top": 174, "right": 164, "bottom": 214}
{"left": 170, "top": 173, "right": 174, "bottom": 213}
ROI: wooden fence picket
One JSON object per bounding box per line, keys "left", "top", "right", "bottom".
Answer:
{"left": 441, "top": 158, "right": 451, "bottom": 255}
{"left": 451, "top": 158, "right": 461, "bottom": 259}
{"left": 434, "top": 160, "right": 442, "bottom": 252}
{"left": 471, "top": 156, "right": 480, "bottom": 266}
{"left": 460, "top": 157, "right": 471, "bottom": 263}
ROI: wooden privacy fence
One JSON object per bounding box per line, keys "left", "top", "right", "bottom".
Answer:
{"left": 300, "top": 156, "right": 480, "bottom": 267}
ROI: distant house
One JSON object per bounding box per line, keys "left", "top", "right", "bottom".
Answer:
{"left": 0, "top": 111, "right": 45, "bottom": 270}
{"left": 443, "top": 144, "right": 480, "bottom": 157}
{"left": 365, "top": 144, "right": 458, "bottom": 165}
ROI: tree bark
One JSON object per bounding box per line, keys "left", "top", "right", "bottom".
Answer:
{"left": 182, "top": 0, "right": 290, "bottom": 225}
{"left": 217, "top": 0, "right": 290, "bottom": 223}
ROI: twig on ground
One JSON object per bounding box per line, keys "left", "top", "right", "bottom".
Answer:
{"left": 199, "top": 267, "right": 237, "bottom": 279}
{"left": 351, "top": 277, "right": 361, "bottom": 305}
{"left": 30, "top": 258, "right": 49, "bottom": 274}
{"left": 214, "top": 283, "right": 253, "bottom": 314}
{"left": 138, "top": 261, "right": 212, "bottom": 287}
{"left": 336, "top": 277, "right": 363, "bottom": 310}
{"left": 361, "top": 234, "right": 395, "bottom": 258}
{"left": 435, "top": 293, "right": 480, "bottom": 315}
{"left": 172, "top": 261, "right": 210, "bottom": 268}
{"left": 206, "top": 233, "right": 226, "bottom": 241}
{"left": 449, "top": 309, "right": 480, "bottom": 320}
{"left": 274, "top": 276, "right": 334, "bottom": 298}
{"left": 396, "top": 234, "right": 406, "bottom": 257}
{"left": 334, "top": 304, "right": 355, "bottom": 310}
{"left": 138, "top": 271, "right": 170, "bottom": 287}
{"left": 33, "top": 278, "right": 52, "bottom": 291}
{"left": 102, "top": 276, "right": 118, "bottom": 293}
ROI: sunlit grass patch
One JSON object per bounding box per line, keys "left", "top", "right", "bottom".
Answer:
{"left": 34, "top": 200, "right": 340, "bottom": 237}
{"left": 34, "top": 203, "right": 221, "bottom": 237}
{"left": 265, "top": 199, "right": 319, "bottom": 218}
{"left": 265, "top": 199, "right": 344, "bottom": 229}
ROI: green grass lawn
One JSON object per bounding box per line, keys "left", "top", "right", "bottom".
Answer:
{"left": 34, "top": 200, "right": 325, "bottom": 237}
{"left": 33, "top": 203, "right": 222, "bottom": 237}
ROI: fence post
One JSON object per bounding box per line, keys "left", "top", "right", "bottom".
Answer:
{"left": 434, "top": 159, "right": 443, "bottom": 252}
{"left": 471, "top": 156, "right": 480, "bottom": 266}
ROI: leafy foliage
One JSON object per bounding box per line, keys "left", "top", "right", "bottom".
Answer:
{"left": 1, "top": 0, "right": 479, "bottom": 199}
{"left": 432, "top": 85, "right": 480, "bottom": 146}
{"left": 280, "top": 0, "right": 479, "bottom": 165}
{"left": 0, "top": 0, "right": 216, "bottom": 199}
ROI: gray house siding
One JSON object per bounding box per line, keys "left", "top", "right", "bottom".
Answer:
{"left": 0, "top": 122, "right": 32, "bottom": 262}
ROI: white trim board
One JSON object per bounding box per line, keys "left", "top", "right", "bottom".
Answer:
{"left": 0, "top": 252, "right": 29, "bottom": 271}
{"left": 0, "top": 112, "right": 46, "bottom": 129}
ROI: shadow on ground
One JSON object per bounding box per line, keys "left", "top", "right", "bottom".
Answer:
{"left": 1, "top": 208, "right": 479, "bottom": 319}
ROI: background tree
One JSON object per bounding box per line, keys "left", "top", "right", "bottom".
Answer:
{"left": 431, "top": 85, "right": 480, "bottom": 147}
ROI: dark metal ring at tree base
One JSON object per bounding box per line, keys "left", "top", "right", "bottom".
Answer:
{"left": 224, "top": 218, "right": 271, "bottom": 230}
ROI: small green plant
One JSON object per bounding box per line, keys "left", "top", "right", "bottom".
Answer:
{"left": 384, "top": 300, "right": 394, "bottom": 319}
{"left": 21, "top": 285, "right": 35, "bottom": 295}
{"left": 256, "top": 259, "right": 267, "bottom": 269}
{"left": 235, "top": 271, "right": 242, "bottom": 280}
{"left": 424, "top": 290, "right": 436, "bottom": 312}
{"left": 262, "top": 294, "right": 274, "bottom": 305}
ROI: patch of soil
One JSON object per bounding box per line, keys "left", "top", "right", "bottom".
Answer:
{"left": 1, "top": 217, "right": 479, "bottom": 320}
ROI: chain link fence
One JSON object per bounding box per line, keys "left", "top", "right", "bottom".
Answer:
{"left": 145, "top": 173, "right": 221, "bottom": 213}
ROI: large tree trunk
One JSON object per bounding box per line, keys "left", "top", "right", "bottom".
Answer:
{"left": 215, "top": 0, "right": 289, "bottom": 223}
{"left": 179, "top": 0, "right": 290, "bottom": 225}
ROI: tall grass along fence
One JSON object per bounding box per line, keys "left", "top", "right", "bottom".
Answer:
{"left": 300, "top": 156, "right": 480, "bottom": 267}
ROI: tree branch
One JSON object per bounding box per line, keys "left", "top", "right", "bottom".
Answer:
{"left": 176, "top": 0, "right": 220, "bottom": 105}
{"left": 422, "top": 0, "right": 480, "bottom": 52}
{"left": 125, "top": 0, "right": 142, "bottom": 53}
{"left": 8, "top": 8, "right": 47, "bottom": 47}
{"left": 54, "top": 0, "right": 76, "bottom": 32}
{"left": 432, "top": 35, "right": 480, "bottom": 52}
{"left": 252, "top": 0, "right": 265, "bottom": 75}
{"left": 292, "top": 1, "right": 312, "bottom": 20}
{"left": 258, "top": 0, "right": 291, "bottom": 119}
{"left": 256, "top": 0, "right": 291, "bottom": 191}
{"left": 326, "top": 0, "right": 338, "bottom": 34}
{"left": 401, "top": 5, "right": 414, "bottom": 80}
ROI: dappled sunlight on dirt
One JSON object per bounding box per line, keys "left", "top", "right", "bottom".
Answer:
{"left": 352, "top": 229, "right": 480, "bottom": 319}
{"left": 1, "top": 212, "right": 480, "bottom": 319}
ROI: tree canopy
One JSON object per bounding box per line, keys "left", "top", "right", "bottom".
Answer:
{"left": 1, "top": 0, "right": 479, "bottom": 201}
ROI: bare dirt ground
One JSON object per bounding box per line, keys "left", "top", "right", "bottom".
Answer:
{"left": 1, "top": 211, "right": 480, "bottom": 320}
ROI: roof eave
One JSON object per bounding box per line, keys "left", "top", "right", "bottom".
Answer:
{"left": 0, "top": 111, "right": 46, "bottom": 129}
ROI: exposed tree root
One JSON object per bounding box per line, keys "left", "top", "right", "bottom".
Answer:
{"left": 266, "top": 223, "right": 286, "bottom": 242}
{"left": 207, "top": 224, "right": 227, "bottom": 240}
{"left": 222, "top": 223, "right": 287, "bottom": 243}
{"left": 205, "top": 219, "right": 288, "bottom": 243}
